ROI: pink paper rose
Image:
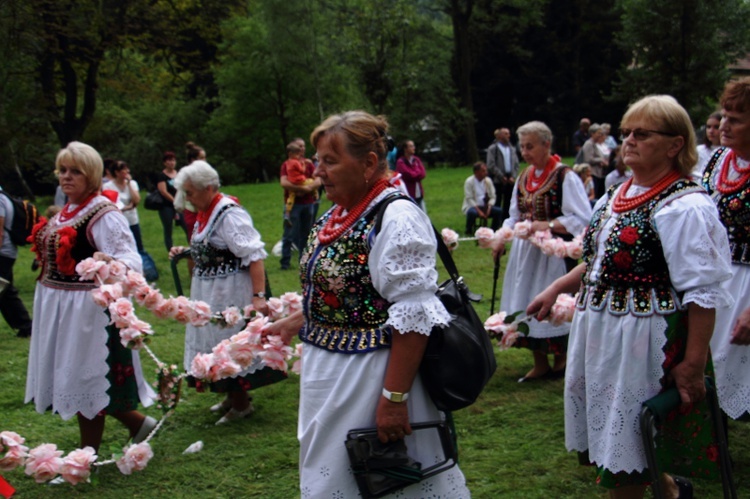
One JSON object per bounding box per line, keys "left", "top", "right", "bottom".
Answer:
{"left": 565, "top": 241, "right": 583, "bottom": 260}
{"left": 474, "top": 227, "right": 495, "bottom": 248}
{"left": 60, "top": 446, "right": 97, "bottom": 485}
{"left": 109, "top": 298, "right": 136, "bottom": 328}
{"left": 0, "top": 445, "right": 29, "bottom": 471}
{"left": 153, "top": 297, "right": 178, "bottom": 319}
{"left": 221, "top": 306, "right": 244, "bottom": 327}
{"left": 91, "top": 283, "right": 124, "bottom": 307}
{"left": 513, "top": 220, "right": 532, "bottom": 239}
{"left": 483, "top": 312, "right": 508, "bottom": 334}
{"left": 266, "top": 298, "right": 285, "bottom": 320}
{"left": 105, "top": 260, "right": 128, "bottom": 284}
{"left": 25, "top": 443, "right": 63, "bottom": 483}
{"left": 280, "top": 292, "right": 303, "bottom": 314}
{"left": 549, "top": 293, "right": 577, "bottom": 326}
{"left": 76, "top": 258, "right": 107, "bottom": 281}
{"left": 190, "top": 301, "right": 213, "bottom": 327}
{"left": 116, "top": 442, "right": 153, "bottom": 475}
{"left": 441, "top": 228, "right": 459, "bottom": 251}
{"left": 190, "top": 353, "right": 215, "bottom": 380}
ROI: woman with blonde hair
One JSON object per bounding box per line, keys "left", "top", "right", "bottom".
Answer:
{"left": 26, "top": 142, "right": 156, "bottom": 452}
{"left": 529, "top": 95, "right": 733, "bottom": 498}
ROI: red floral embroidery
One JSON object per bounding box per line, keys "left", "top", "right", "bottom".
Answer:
{"left": 612, "top": 250, "right": 632, "bottom": 269}
{"left": 618, "top": 226, "right": 639, "bottom": 245}
{"left": 705, "top": 443, "right": 719, "bottom": 462}
{"left": 322, "top": 292, "right": 341, "bottom": 308}
{"left": 56, "top": 226, "right": 78, "bottom": 275}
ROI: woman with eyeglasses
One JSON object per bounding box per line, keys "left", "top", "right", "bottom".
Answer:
{"left": 703, "top": 77, "right": 750, "bottom": 429}
{"left": 528, "top": 95, "right": 732, "bottom": 498}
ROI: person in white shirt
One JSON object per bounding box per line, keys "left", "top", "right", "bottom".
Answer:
{"left": 604, "top": 153, "right": 632, "bottom": 190}
{"left": 462, "top": 162, "right": 502, "bottom": 235}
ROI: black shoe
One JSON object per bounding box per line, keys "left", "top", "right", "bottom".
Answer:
{"left": 670, "top": 475, "right": 693, "bottom": 499}
{"left": 546, "top": 367, "right": 566, "bottom": 380}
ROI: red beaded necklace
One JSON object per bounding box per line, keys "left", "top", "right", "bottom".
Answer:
{"left": 611, "top": 170, "right": 682, "bottom": 213}
{"left": 318, "top": 179, "right": 390, "bottom": 245}
{"left": 525, "top": 155, "right": 560, "bottom": 193}
{"left": 717, "top": 150, "right": 750, "bottom": 194}
{"left": 58, "top": 192, "right": 98, "bottom": 222}
{"left": 196, "top": 193, "right": 224, "bottom": 233}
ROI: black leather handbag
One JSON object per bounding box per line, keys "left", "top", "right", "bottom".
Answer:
{"left": 144, "top": 190, "right": 164, "bottom": 211}
{"left": 375, "top": 194, "right": 497, "bottom": 412}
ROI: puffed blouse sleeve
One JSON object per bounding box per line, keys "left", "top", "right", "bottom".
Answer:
{"left": 369, "top": 198, "right": 451, "bottom": 335}
{"left": 90, "top": 207, "right": 142, "bottom": 273}
{"left": 557, "top": 169, "right": 593, "bottom": 236}
{"left": 211, "top": 206, "right": 268, "bottom": 266}
{"left": 654, "top": 192, "right": 734, "bottom": 309}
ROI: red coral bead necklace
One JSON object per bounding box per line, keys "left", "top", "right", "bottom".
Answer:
{"left": 525, "top": 155, "right": 559, "bottom": 193}
{"left": 611, "top": 170, "right": 682, "bottom": 213}
{"left": 716, "top": 150, "right": 750, "bottom": 194}
{"left": 318, "top": 178, "right": 389, "bottom": 245}
{"left": 59, "top": 192, "right": 98, "bottom": 222}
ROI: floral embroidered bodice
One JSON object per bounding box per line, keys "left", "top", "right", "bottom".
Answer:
{"left": 703, "top": 146, "right": 750, "bottom": 265}
{"left": 516, "top": 165, "right": 570, "bottom": 221}
{"left": 578, "top": 179, "right": 704, "bottom": 316}
{"left": 36, "top": 202, "right": 117, "bottom": 290}
{"left": 299, "top": 204, "right": 392, "bottom": 354}
{"left": 190, "top": 204, "right": 247, "bottom": 279}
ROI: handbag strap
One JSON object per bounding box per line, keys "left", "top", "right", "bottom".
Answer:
{"left": 373, "top": 193, "right": 462, "bottom": 286}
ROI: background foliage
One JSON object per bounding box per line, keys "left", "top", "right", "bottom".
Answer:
{"left": 1, "top": 0, "right": 749, "bottom": 196}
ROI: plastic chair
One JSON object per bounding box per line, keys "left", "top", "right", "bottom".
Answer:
{"left": 639, "top": 377, "right": 736, "bottom": 499}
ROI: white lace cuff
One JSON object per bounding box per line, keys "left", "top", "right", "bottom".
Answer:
{"left": 241, "top": 247, "right": 268, "bottom": 267}
{"left": 682, "top": 285, "right": 735, "bottom": 310}
{"left": 386, "top": 294, "right": 451, "bottom": 335}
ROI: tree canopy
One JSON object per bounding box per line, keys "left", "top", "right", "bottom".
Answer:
{"left": 1, "top": 0, "right": 748, "bottom": 195}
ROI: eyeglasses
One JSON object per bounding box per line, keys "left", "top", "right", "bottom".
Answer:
{"left": 619, "top": 128, "right": 678, "bottom": 141}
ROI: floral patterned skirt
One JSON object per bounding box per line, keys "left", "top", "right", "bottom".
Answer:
{"left": 187, "top": 367, "right": 287, "bottom": 393}
{"left": 512, "top": 334, "right": 568, "bottom": 355}
{"left": 103, "top": 323, "right": 141, "bottom": 414}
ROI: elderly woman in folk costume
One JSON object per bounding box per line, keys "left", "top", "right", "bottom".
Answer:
{"left": 702, "top": 77, "right": 750, "bottom": 430}
{"left": 265, "top": 111, "right": 469, "bottom": 497}
{"left": 26, "top": 142, "right": 156, "bottom": 452}
{"left": 169, "top": 161, "right": 283, "bottom": 425}
{"left": 529, "top": 95, "right": 733, "bottom": 498}
{"left": 494, "top": 121, "right": 592, "bottom": 382}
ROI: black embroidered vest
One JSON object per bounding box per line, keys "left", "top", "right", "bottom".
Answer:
{"left": 578, "top": 179, "right": 704, "bottom": 316}
{"left": 515, "top": 165, "right": 570, "bottom": 221}
{"left": 702, "top": 147, "right": 750, "bottom": 265}
{"left": 298, "top": 202, "right": 393, "bottom": 354}
{"left": 190, "top": 204, "right": 248, "bottom": 279}
{"left": 38, "top": 202, "right": 118, "bottom": 290}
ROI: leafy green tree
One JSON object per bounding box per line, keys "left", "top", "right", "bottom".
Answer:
{"left": 613, "top": 0, "right": 750, "bottom": 120}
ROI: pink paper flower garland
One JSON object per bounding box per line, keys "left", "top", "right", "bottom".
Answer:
{"left": 441, "top": 222, "right": 583, "bottom": 259}
{"left": 484, "top": 293, "right": 578, "bottom": 350}
{"left": 0, "top": 430, "right": 152, "bottom": 485}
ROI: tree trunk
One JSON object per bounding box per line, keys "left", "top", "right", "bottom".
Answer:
{"left": 449, "top": 0, "right": 478, "bottom": 163}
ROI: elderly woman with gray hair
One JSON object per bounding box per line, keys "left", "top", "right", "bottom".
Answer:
{"left": 494, "top": 121, "right": 592, "bottom": 382}
{"left": 170, "top": 160, "right": 283, "bottom": 425}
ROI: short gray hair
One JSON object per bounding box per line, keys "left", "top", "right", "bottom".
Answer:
{"left": 517, "top": 121, "right": 553, "bottom": 146}
{"left": 174, "top": 160, "right": 221, "bottom": 191}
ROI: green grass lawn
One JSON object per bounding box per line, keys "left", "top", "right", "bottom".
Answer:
{"left": 1, "top": 164, "right": 749, "bottom": 498}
